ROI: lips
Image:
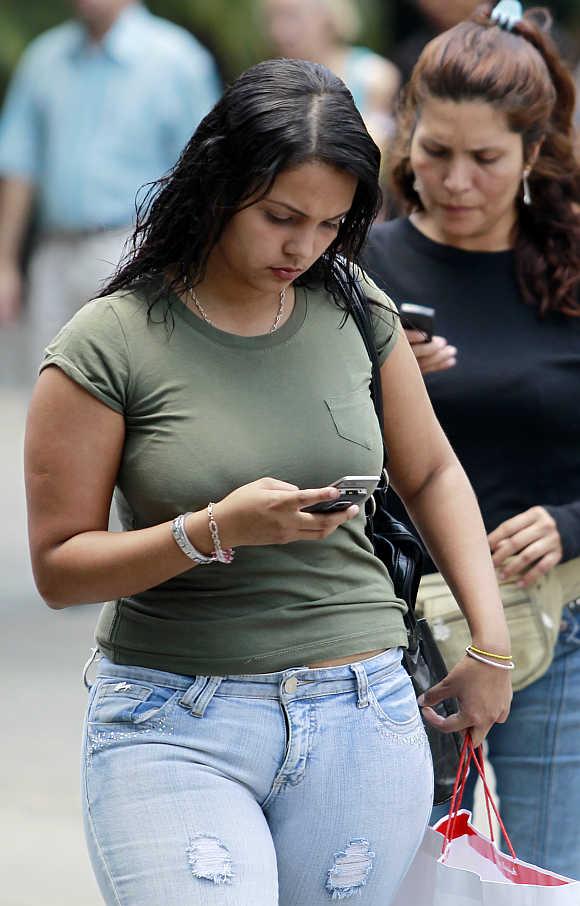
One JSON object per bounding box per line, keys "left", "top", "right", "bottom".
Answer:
{"left": 442, "top": 204, "right": 475, "bottom": 214}
{"left": 271, "top": 267, "right": 303, "bottom": 280}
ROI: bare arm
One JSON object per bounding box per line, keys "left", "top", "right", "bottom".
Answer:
{"left": 25, "top": 367, "right": 357, "bottom": 609}
{"left": 380, "top": 331, "right": 512, "bottom": 744}
{"left": 0, "top": 176, "right": 35, "bottom": 323}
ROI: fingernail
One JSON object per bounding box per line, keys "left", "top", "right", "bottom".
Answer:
{"left": 498, "top": 571, "right": 506, "bottom": 581}
{"left": 517, "top": 580, "right": 525, "bottom": 588}
{"left": 417, "top": 694, "right": 425, "bottom": 706}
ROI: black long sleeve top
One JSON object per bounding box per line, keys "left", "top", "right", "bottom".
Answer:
{"left": 362, "top": 217, "right": 580, "bottom": 563}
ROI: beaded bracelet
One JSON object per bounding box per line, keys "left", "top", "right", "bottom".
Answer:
{"left": 465, "top": 647, "right": 514, "bottom": 671}
{"left": 208, "top": 502, "right": 235, "bottom": 564}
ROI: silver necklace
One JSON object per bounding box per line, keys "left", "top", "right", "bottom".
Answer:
{"left": 188, "top": 287, "right": 287, "bottom": 334}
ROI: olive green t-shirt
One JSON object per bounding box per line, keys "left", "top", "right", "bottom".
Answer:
{"left": 41, "top": 274, "right": 407, "bottom": 674}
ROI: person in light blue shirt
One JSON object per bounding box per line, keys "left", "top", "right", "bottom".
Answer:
{"left": 0, "top": 0, "right": 221, "bottom": 361}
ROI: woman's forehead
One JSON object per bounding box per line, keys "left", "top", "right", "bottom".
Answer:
{"left": 415, "top": 97, "right": 517, "bottom": 146}
{"left": 263, "top": 162, "right": 357, "bottom": 214}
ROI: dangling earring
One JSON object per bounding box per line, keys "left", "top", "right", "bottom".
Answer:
{"left": 522, "top": 169, "right": 532, "bottom": 206}
{"left": 413, "top": 177, "right": 420, "bottom": 194}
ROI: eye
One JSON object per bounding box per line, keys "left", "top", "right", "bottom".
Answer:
{"left": 323, "top": 220, "right": 342, "bottom": 231}
{"left": 475, "top": 154, "right": 500, "bottom": 166}
{"left": 265, "top": 212, "right": 293, "bottom": 225}
{"left": 423, "top": 145, "right": 447, "bottom": 158}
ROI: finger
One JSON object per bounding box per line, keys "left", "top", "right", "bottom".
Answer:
{"left": 405, "top": 329, "right": 427, "bottom": 345}
{"left": 517, "top": 550, "right": 562, "bottom": 588}
{"left": 500, "top": 537, "right": 553, "bottom": 581}
{"left": 488, "top": 508, "right": 538, "bottom": 550}
{"left": 420, "top": 707, "right": 471, "bottom": 734}
{"left": 417, "top": 349, "right": 457, "bottom": 373}
{"left": 295, "top": 486, "right": 341, "bottom": 508}
{"left": 411, "top": 336, "right": 448, "bottom": 357}
{"left": 491, "top": 523, "right": 547, "bottom": 567}
{"left": 299, "top": 505, "right": 360, "bottom": 533}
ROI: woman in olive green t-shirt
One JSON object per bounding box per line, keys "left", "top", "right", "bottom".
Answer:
{"left": 25, "top": 58, "right": 510, "bottom": 905}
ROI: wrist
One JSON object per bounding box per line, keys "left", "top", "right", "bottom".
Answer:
{"left": 209, "top": 500, "right": 241, "bottom": 550}
{"left": 469, "top": 634, "right": 511, "bottom": 658}
{"left": 183, "top": 510, "right": 214, "bottom": 557}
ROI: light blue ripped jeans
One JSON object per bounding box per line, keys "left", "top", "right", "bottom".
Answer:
{"left": 81, "top": 647, "right": 433, "bottom": 905}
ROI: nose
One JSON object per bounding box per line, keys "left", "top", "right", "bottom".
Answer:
{"left": 443, "top": 157, "right": 472, "bottom": 196}
{"left": 283, "top": 226, "right": 317, "bottom": 264}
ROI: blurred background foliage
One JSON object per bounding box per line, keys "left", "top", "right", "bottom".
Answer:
{"left": 0, "top": 0, "right": 579, "bottom": 100}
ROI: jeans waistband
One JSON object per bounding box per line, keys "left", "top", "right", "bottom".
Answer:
{"left": 94, "top": 647, "right": 404, "bottom": 714}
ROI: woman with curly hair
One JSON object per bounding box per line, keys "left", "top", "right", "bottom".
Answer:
{"left": 363, "top": 1, "right": 580, "bottom": 878}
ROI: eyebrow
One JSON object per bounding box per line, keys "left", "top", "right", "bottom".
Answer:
{"left": 265, "top": 198, "right": 350, "bottom": 220}
{"left": 423, "top": 139, "right": 504, "bottom": 153}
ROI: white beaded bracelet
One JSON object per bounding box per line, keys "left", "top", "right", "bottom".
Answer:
{"left": 208, "top": 502, "right": 234, "bottom": 564}
{"left": 465, "top": 647, "right": 514, "bottom": 671}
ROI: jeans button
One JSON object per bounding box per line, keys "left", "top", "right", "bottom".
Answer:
{"left": 284, "top": 676, "right": 298, "bottom": 694}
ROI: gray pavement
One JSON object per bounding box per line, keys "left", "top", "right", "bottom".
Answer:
{"left": 0, "top": 329, "right": 496, "bottom": 905}
{"left": 1, "top": 347, "right": 102, "bottom": 904}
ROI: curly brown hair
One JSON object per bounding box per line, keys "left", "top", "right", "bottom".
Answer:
{"left": 390, "top": 4, "right": 580, "bottom": 317}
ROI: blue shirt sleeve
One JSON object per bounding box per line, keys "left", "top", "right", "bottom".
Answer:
{"left": 0, "top": 43, "right": 44, "bottom": 180}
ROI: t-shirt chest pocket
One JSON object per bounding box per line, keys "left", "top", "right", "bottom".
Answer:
{"left": 324, "top": 390, "right": 375, "bottom": 450}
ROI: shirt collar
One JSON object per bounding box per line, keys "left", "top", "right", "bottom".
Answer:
{"left": 69, "top": 3, "right": 149, "bottom": 64}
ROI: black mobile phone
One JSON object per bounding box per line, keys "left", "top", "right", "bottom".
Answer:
{"left": 301, "top": 475, "right": 379, "bottom": 514}
{"left": 399, "top": 302, "right": 436, "bottom": 340}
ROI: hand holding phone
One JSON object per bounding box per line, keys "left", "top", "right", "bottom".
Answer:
{"left": 400, "top": 302, "right": 435, "bottom": 341}
{"left": 301, "top": 475, "right": 379, "bottom": 513}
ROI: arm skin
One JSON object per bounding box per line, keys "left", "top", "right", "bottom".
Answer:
{"left": 379, "top": 330, "right": 512, "bottom": 745}
{"left": 0, "top": 177, "right": 35, "bottom": 323}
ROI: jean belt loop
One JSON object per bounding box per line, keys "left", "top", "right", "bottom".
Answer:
{"left": 82, "top": 647, "right": 101, "bottom": 690}
{"left": 350, "top": 662, "right": 370, "bottom": 709}
{"left": 179, "top": 676, "right": 223, "bottom": 717}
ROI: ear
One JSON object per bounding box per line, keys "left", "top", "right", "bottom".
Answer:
{"left": 525, "top": 139, "right": 544, "bottom": 171}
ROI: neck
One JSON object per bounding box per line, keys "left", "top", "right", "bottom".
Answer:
{"left": 182, "top": 257, "right": 294, "bottom": 336}
{"left": 84, "top": 2, "right": 132, "bottom": 42}
{"left": 411, "top": 209, "right": 517, "bottom": 253}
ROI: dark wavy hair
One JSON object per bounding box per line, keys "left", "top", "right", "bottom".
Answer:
{"left": 100, "top": 58, "right": 382, "bottom": 315}
{"left": 390, "top": 4, "right": 580, "bottom": 317}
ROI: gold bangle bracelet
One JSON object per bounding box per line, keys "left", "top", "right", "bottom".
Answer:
{"left": 466, "top": 648, "right": 514, "bottom": 671}
{"left": 468, "top": 644, "right": 513, "bottom": 661}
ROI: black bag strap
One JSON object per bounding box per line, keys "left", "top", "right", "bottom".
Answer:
{"left": 333, "top": 264, "right": 389, "bottom": 472}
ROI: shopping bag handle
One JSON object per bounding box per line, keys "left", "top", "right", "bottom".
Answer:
{"left": 442, "top": 733, "right": 517, "bottom": 861}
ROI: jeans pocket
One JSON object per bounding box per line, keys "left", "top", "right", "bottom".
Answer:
{"left": 560, "top": 604, "right": 580, "bottom": 647}
{"left": 368, "top": 667, "right": 423, "bottom": 735}
{"left": 90, "top": 680, "right": 179, "bottom": 725}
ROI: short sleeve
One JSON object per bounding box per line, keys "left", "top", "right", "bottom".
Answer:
{"left": 358, "top": 268, "right": 400, "bottom": 365}
{"left": 40, "top": 298, "right": 131, "bottom": 414}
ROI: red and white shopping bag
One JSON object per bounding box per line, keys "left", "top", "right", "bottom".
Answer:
{"left": 392, "top": 735, "right": 580, "bottom": 905}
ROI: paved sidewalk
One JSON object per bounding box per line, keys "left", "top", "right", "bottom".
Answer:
{"left": 1, "top": 385, "right": 102, "bottom": 905}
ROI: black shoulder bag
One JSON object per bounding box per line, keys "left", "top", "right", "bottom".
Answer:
{"left": 344, "top": 274, "right": 462, "bottom": 805}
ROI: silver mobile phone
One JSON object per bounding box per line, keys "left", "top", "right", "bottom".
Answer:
{"left": 301, "top": 475, "right": 380, "bottom": 513}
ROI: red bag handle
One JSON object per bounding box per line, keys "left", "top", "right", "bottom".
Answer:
{"left": 442, "top": 733, "right": 517, "bottom": 861}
